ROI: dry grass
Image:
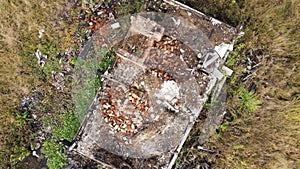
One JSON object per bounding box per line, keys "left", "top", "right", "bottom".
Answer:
{"left": 177, "top": 0, "right": 300, "bottom": 168}
{"left": 207, "top": 0, "right": 300, "bottom": 168}
{"left": 244, "top": 0, "right": 300, "bottom": 57}
{"left": 209, "top": 100, "right": 300, "bottom": 168}
{"left": 0, "top": 0, "right": 69, "bottom": 111}
{"left": 0, "top": 0, "right": 75, "bottom": 167}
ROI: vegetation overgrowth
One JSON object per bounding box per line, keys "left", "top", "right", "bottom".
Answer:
{"left": 0, "top": 0, "right": 299, "bottom": 168}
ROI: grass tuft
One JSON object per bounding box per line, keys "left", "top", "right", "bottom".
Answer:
{"left": 238, "top": 88, "right": 259, "bottom": 114}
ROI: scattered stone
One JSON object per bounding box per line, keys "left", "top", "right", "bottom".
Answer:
{"left": 111, "top": 22, "right": 120, "bottom": 29}
{"left": 222, "top": 66, "right": 233, "bottom": 76}
{"left": 38, "top": 29, "right": 44, "bottom": 39}
{"left": 32, "top": 151, "right": 39, "bottom": 158}
{"left": 68, "top": 0, "right": 238, "bottom": 168}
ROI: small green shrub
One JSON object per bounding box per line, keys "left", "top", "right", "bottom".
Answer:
{"left": 41, "top": 139, "right": 67, "bottom": 169}
{"left": 233, "top": 144, "right": 244, "bottom": 150}
{"left": 97, "top": 49, "right": 115, "bottom": 72}
{"left": 95, "top": 48, "right": 115, "bottom": 92}
{"left": 225, "top": 52, "right": 245, "bottom": 68}
{"left": 16, "top": 111, "right": 31, "bottom": 127}
{"left": 220, "top": 123, "right": 228, "bottom": 132}
{"left": 52, "top": 112, "right": 80, "bottom": 141}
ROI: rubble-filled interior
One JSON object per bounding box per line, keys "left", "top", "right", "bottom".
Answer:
{"left": 71, "top": 1, "right": 237, "bottom": 168}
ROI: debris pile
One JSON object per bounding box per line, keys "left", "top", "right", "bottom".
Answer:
{"left": 70, "top": 1, "right": 238, "bottom": 168}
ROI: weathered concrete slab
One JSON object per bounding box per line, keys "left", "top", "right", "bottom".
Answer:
{"left": 71, "top": 1, "right": 237, "bottom": 168}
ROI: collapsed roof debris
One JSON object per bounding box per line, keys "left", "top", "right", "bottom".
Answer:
{"left": 70, "top": 1, "right": 239, "bottom": 168}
